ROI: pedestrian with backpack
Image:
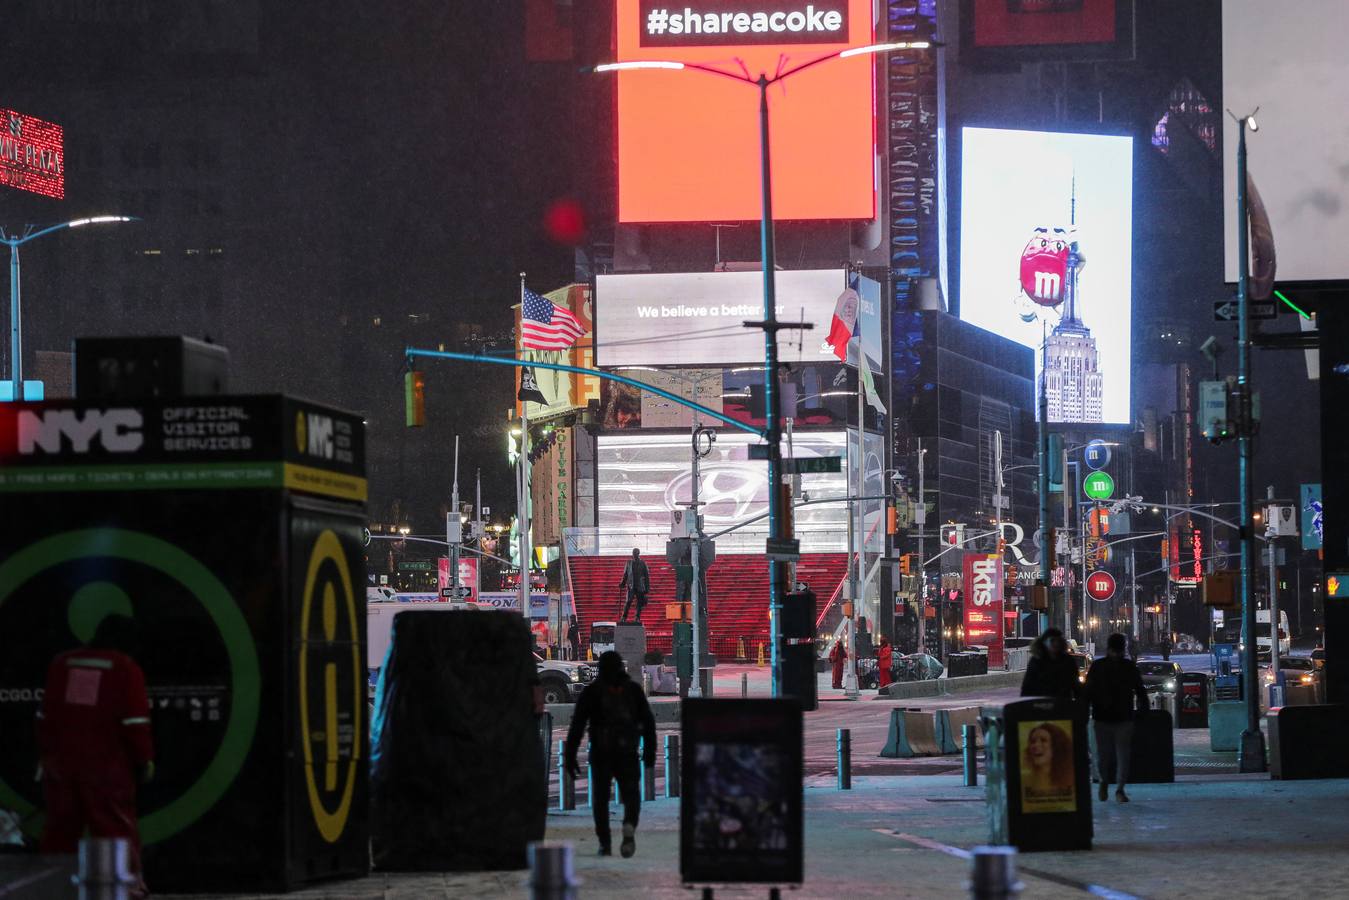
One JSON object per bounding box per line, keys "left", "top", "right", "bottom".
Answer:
{"left": 564, "top": 651, "right": 656, "bottom": 857}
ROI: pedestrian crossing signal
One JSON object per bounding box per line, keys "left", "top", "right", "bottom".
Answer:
{"left": 405, "top": 370, "right": 426, "bottom": 427}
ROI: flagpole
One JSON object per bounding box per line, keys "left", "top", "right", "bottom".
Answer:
{"left": 519, "top": 272, "right": 532, "bottom": 620}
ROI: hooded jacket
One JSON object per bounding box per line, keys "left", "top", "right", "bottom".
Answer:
{"left": 564, "top": 652, "right": 657, "bottom": 767}
{"left": 1019, "top": 631, "right": 1084, "bottom": 702}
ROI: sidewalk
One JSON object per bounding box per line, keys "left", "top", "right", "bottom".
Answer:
{"left": 162, "top": 770, "right": 1349, "bottom": 899}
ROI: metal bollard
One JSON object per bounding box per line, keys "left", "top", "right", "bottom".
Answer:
{"left": 641, "top": 737, "right": 656, "bottom": 801}
{"left": 963, "top": 724, "right": 978, "bottom": 787}
{"left": 643, "top": 671, "right": 653, "bottom": 695}
{"left": 556, "top": 740, "right": 575, "bottom": 811}
{"left": 586, "top": 760, "right": 595, "bottom": 808}
{"left": 78, "top": 837, "right": 135, "bottom": 899}
{"left": 837, "top": 728, "right": 851, "bottom": 790}
{"left": 664, "top": 734, "right": 681, "bottom": 798}
{"left": 967, "top": 846, "right": 1023, "bottom": 899}
{"left": 528, "top": 841, "right": 579, "bottom": 900}
{"left": 540, "top": 712, "right": 554, "bottom": 778}
{"left": 741, "top": 672, "right": 748, "bottom": 697}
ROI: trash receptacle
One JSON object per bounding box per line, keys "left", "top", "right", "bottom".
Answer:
{"left": 983, "top": 698, "right": 1093, "bottom": 852}
{"left": 1177, "top": 672, "right": 1208, "bottom": 728}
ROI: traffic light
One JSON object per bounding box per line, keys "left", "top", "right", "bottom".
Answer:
{"left": 900, "top": 554, "right": 912, "bottom": 576}
{"left": 404, "top": 370, "right": 426, "bottom": 427}
{"left": 1046, "top": 528, "right": 1056, "bottom": 568}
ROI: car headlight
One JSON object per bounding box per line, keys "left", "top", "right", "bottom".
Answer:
{"left": 1301, "top": 673, "right": 1314, "bottom": 685}
{"left": 1164, "top": 679, "right": 1177, "bottom": 691}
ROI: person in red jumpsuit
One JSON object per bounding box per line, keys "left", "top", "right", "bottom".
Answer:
{"left": 829, "top": 640, "right": 848, "bottom": 690}
{"left": 876, "top": 636, "right": 894, "bottom": 690}
{"left": 37, "top": 614, "right": 154, "bottom": 894}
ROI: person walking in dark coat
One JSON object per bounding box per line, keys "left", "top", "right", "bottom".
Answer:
{"left": 564, "top": 651, "right": 656, "bottom": 857}
{"left": 1085, "top": 632, "right": 1150, "bottom": 803}
{"left": 1020, "top": 628, "right": 1083, "bottom": 702}
{"left": 618, "top": 549, "right": 650, "bottom": 622}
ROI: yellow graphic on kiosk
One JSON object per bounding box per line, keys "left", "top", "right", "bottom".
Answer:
{"left": 1018, "top": 720, "right": 1077, "bottom": 813}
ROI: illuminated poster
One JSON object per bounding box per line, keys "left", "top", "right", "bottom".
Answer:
{"left": 597, "top": 432, "right": 846, "bottom": 553}
{"left": 959, "top": 127, "right": 1132, "bottom": 424}
{"left": 1017, "top": 720, "right": 1077, "bottom": 813}
{"left": 0, "top": 109, "right": 64, "bottom": 199}
{"left": 614, "top": 0, "right": 874, "bottom": 222}
{"left": 962, "top": 553, "right": 1004, "bottom": 667}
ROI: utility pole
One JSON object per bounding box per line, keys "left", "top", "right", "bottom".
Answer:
{"left": 843, "top": 374, "right": 863, "bottom": 699}
{"left": 1233, "top": 112, "right": 1266, "bottom": 773}
{"left": 517, "top": 276, "right": 533, "bottom": 619}
{"left": 916, "top": 441, "right": 927, "bottom": 655}
{"left": 448, "top": 436, "right": 462, "bottom": 596}
{"left": 1037, "top": 338, "right": 1052, "bottom": 634}
{"left": 1267, "top": 485, "right": 1281, "bottom": 687}
{"left": 687, "top": 424, "right": 713, "bottom": 698}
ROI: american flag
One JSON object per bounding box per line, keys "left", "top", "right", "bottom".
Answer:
{"left": 521, "top": 287, "right": 586, "bottom": 351}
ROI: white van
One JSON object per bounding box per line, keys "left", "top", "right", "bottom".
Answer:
{"left": 1256, "top": 609, "right": 1290, "bottom": 655}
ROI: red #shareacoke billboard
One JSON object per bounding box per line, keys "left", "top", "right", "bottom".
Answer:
{"left": 963, "top": 552, "right": 1005, "bottom": 667}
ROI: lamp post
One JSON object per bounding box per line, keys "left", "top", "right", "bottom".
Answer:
{"left": 595, "top": 39, "right": 939, "bottom": 697}
{"left": 1232, "top": 110, "right": 1266, "bottom": 773}
{"left": 2, "top": 216, "right": 138, "bottom": 389}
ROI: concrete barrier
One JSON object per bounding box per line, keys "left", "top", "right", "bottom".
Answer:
{"left": 880, "top": 708, "right": 942, "bottom": 758}
{"left": 881, "top": 670, "right": 1023, "bottom": 701}
{"left": 546, "top": 697, "right": 681, "bottom": 729}
{"left": 1208, "top": 700, "right": 1246, "bottom": 751}
{"left": 937, "top": 706, "right": 985, "bottom": 754}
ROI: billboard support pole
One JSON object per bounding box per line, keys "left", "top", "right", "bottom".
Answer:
{"left": 518, "top": 275, "right": 533, "bottom": 620}
{"left": 756, "top": 74, "right": 788, "bottom": 701}
{"left": 1233, "top": 112, "right": 1266, "bottom": 773}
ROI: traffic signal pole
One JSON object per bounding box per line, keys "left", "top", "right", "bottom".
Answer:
{"left": 1234, "top": 114, "right": 1266, "bottom": 773}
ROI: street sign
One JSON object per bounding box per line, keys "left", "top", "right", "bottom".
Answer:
{"left": 440, "top": 586, "right": 472, "bottom": 599}
{"left": 1085, "top": 571, "right": 1116, "bottom": 602}
{"left": 1083, "top": 440, "right": 1111, "bottom": 471}
{"left": 766, "top": 537, "right": 801, "bottom": 561}
{"left": 397, "top": 559, "right": 436, "bottom": 572}
{"left": 1214, "top": 299, "right": 1276, "bottom": 322}
{"left": 1083, "top": 471, "right": 1114, "bottom": 500}
{"left": 788, "top": 456, "right": 842, "bottom": 474}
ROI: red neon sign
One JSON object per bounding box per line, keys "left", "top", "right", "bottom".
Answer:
{"left": 962, "top": 553, "right": 1005, "bottom": 667}
{"left": 614, "top": 0, "right": 875, "bottom": 223}
{"left": 0, "top": 109, "right": 64, "bottom": 200}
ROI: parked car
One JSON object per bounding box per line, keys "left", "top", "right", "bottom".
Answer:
{"left": 536, "top": 652, "right": 593, "bottom": 705}
{"left": 1261, "top": 655, "right": 1320, "bottom": 689}
{"left": 1137, "top": 659, "right": 1183, "bottom": 694}
{"left": 1069, "top": 652, "right": 1091, "bottom": 684}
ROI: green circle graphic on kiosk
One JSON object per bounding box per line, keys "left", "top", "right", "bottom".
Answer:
{"left": 0, "top": 528, "right": 261, "bottom": 844}
{"left": 1083, "top": 471, "right": 1114, "bottom": 500}
{"left": 67, "top": 581, "right": 135, "bottom": 643}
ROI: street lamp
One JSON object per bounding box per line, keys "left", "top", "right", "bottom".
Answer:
{"left": 2, "top": 216, "right": 139, "bottom": 388}
{"left": 594, "top": 38, "right": 941, "bottom": 697}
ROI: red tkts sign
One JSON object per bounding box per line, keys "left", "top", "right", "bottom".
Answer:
{"left": 0, "top": 109, "right": 65, "bottom": 200}
{"left": 963, "top": 553, "right": 1005, "bottom": 667}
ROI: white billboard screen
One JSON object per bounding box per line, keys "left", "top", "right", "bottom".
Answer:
{"left": 959, "top": 127, "right": 1133, "bottom": 424}
{"left": 1223, "top": 0, "right": 1349, "bottom": 283}
{"left": 597, "top": 431, "right": 847, "bottom": 553}
{"left": 596, "top": 270, "right": 849, "bottom": 368}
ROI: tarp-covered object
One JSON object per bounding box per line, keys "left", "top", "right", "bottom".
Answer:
{"left": 370, "top": 610, "right": 545, "bottom": 870}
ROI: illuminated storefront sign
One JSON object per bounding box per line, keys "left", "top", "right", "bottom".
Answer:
{"left": 0, "top": 109, "right": 64, "bottom": 199}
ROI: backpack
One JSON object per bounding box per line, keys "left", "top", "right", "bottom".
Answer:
{"left": 594, "top": 682, "right": 638, "bottom": 757}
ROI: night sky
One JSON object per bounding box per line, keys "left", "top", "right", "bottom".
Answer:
{"left": 0, "top": 0, "right": 1323, "bottom": 531}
